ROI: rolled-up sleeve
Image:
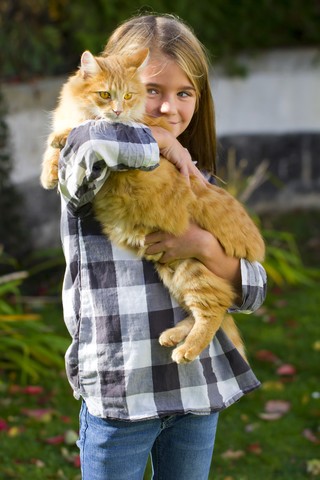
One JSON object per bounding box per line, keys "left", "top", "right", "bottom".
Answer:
{"left": 204, "top": 171, "right": 267, "bottom": 314}
{"left": 229, "top": 259, "right": 267, "bottom": 314}
{"left": 58, "top": 119, "right": 160, "bottom": 212}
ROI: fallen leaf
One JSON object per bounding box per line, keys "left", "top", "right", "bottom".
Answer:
{"left": 0, "top": 418, "right": 8, "bottom": 431}
{"left": 247, "top": 443, "right": 262, "bottom": 455}
{"left": 258, "top": 412, "right": 283, "bottom": 421}
{"left": 64, "top": 429, "right": 78, "bottom": 445}
{"left": 255, "top": 307, "right": 268, "bottom": 316}
{"left": 21, "top": 408, "right": 54, "bottom": 422}
{"left": 306, "top": 459, "right": 320, "bottom": 476}
{"left": 255, "top": 349, "right": 280, "bottom": 364}
{"left": 22, "top": 386, "right": 44, "bottom": 395}
{"left": 245, "top": 423, "right": 259, "bottom": 433}
{"left": 73, "top": 455, "right": 81, "bottom": 468}
{"left": 303, "top": 429, "right": 320, "bottom": 444}
{"left": 61, "top": 446, "right": 81, "bottom": 468}
{"left": 61, "top": 415, "right": 72, "bottom": 424}
{"left": 276, "top": 364, "right": 296, "bottom": 376}
{"left": 285, "top": 319, "right": 298, "bottom": 329}
{"left": 313, "top": 341, "right": 320, "bottom": 351}
{"left": 263, "top": 314, "right": 277, "bottom": 324}
{"left": 221, "top": 449, "right": 245, "bottom": 460}
{"left": 45, "top": 435, "right": 65, "bottom": 445}
{"left": 7, "top": 426, "right": 24, "bottom": 437}
{"left": 265, "top": 400, "right": 291, "bottom": 415}
{"left": 262, "top": 381, "right": 284, "bottom": 392}
{"left": 30, "top": 458, "right": 45, "bottom": 468}
{"left": 273, "top": 299, "right": 288, "bottom": 308}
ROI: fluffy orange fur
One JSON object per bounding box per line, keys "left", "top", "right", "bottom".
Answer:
{"left": 41, "top": 49, "right": 265, "bottom": 363}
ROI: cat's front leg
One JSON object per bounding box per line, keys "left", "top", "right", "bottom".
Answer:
{"left": 40, "top": 129, "right": 72, "bottom": 189}
{"left": 40, "top": 144, "right": 60, "bottom": 189}
{"left": 50, "top": 128, "right": 72, "bottom": 149}
{"left": 114, "top": 229, "right": 163, "bottom": 261}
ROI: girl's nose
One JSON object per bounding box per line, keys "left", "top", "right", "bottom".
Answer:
{"left": 160, "top": 102, "right": 170, "bottom": 113}
{"left": 160, "top": 100, "right": 177, "bottom": 114}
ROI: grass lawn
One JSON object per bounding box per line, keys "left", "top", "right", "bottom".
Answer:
{"left": 1, "top": 210, "right": 319, "bottom": 479}
{"left": 211, "top": 283, "right": 320, "bottom": 480}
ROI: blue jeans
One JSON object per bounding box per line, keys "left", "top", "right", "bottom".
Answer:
{"left": 77, "top": 401, "right": 219, "bottom": 480}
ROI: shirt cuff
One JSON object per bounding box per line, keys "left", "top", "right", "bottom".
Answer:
{"left": 229, "top": 259, "right": 267, "bottom": 314}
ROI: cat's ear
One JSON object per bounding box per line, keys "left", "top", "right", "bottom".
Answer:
{"left": 129, "top": 48, "right": 150, "bottom": 71}
{"left": 80, "top": 51, "right": 101, "bottom": 78}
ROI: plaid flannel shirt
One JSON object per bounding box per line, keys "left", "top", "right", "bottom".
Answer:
{"left": 58, "top": 120, "right": 267, "bottom": 420}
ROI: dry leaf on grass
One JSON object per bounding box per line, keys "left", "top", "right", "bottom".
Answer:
{"left": 259, "top": 399, "right": 291, "bottom": 420}
{"left": 303, "top": 429, "right": 320, "bottom": 444}
{"left": 306, "top": 459, "right": 320, "bottom": 476}
{"left": 221, "top": 449, "right": 245, "bottom": 460}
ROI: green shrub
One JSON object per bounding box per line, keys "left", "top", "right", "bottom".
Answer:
{"left": 218, "top": 148, "right": 320, "bottom": 287}
{"left": 1, "top": 0, "right": 320, "bottom": 81}
{"left": 0, "top": 249, "right": 68, "bottom": 383}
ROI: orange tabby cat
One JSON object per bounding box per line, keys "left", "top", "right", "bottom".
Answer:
{"left": 41, "top": 49, "right": 265, "bottom": 364}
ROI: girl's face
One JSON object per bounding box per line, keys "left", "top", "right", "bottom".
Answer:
{"left": 140, "top": 54, "right": 197, "bottom": 138}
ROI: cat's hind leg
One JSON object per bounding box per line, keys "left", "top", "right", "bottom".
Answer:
{"left": 171, "top": 309, "right": 224, "bottom": 364}
{"left": 159, "top": 316, "right": 194, "bottom": 347}
{"left": 157, "top": 259, "right": 235, "bottom": 364}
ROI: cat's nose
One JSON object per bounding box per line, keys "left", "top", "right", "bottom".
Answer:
{"left": 113, "top": 109, "right": 122, "bottom": 116}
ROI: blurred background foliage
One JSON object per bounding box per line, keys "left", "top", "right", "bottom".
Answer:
{"left": 1, "top": 0, "right": 320, "bottom": 81}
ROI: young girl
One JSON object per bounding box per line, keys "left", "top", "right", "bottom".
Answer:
{"left": 58, "top": 13, "right": 267, "bottom": 480}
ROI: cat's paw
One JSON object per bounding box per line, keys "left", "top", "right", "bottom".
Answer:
{"left": 144, "top": 252, "right": 163, "bottom": 262}
{"left": 51, "top": 134, "right": 68, "bottom": 149}
{"left": 40, "top": 164, "right": 59, "bottom": 190}
{"left": 159, "top": 328, "right": 187, "bottom": 347}
{"left": 171, "top": 344, "right": 199, "bottom": 364}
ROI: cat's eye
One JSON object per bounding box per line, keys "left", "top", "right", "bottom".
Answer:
{"left": 123, "top": 93, "right": 132, "bottom": 100}
{"left": 99, "top": 91, "right": 111, "bottom": 100}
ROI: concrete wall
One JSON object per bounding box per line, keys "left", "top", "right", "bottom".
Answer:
{"left": 2, "top": 48, "right": 320, "bottom": 249}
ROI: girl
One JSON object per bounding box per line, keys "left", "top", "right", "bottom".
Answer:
{"left": 59, "top": 13, "right": 267, "bottom": 480}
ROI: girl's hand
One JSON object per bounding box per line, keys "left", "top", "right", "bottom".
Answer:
{"left": 149, "top": 126, "right": 207, "bottom": 185}
{"left": 145, "top": 223, "right": 242, "bottom": 297}
{"left": 145, "top": 223, "right": 205, "bottom": 264}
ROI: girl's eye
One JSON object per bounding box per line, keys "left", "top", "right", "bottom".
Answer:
{"left": 123, "top": 93, "right": 132, "bottom": 100}
{"left": 146, "top": 88, "right": 158, "bottom": 95}
{"left": 99, "top": 91, "right": 111, "bottom": 100}
{"left": 178, "top": 91, "right": 191, "bottom": 98}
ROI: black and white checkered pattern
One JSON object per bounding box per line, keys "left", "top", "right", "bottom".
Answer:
{"left": 59, "top": 120, "right": 267, "bottom": 420}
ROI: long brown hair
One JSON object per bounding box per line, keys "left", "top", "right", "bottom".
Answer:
{"left": 103, "top": 13, "right": 216, "bottom": 174}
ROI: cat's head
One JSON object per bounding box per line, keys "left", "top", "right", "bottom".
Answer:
{"left": 70, "top": 49, "right": 149, "bottom": 122}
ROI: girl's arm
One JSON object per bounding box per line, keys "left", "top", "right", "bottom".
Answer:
{"left": 145, "top": 132, "right": 267, "bottom": 312}
{"left": 145, "top": 224, "right": 241, "bottom": 296}
{"left": 149, "top": 125, "right": 207, "bottom": 185}
{"left": 58, "top": 120, "right": 159, "bottom": 212}
{"left": 145, "top": 223, "right": 267, "bottom": 313}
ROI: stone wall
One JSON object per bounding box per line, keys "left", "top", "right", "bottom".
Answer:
{"left": 218, "top": 132, "right": 320, "bottom": 213}
{"left": 2, "top": 48, "right": 320, "bottom": 249}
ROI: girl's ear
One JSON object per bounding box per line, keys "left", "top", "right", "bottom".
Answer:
{"left": 80, "top": 51, "right": 101, "bottom": 77}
